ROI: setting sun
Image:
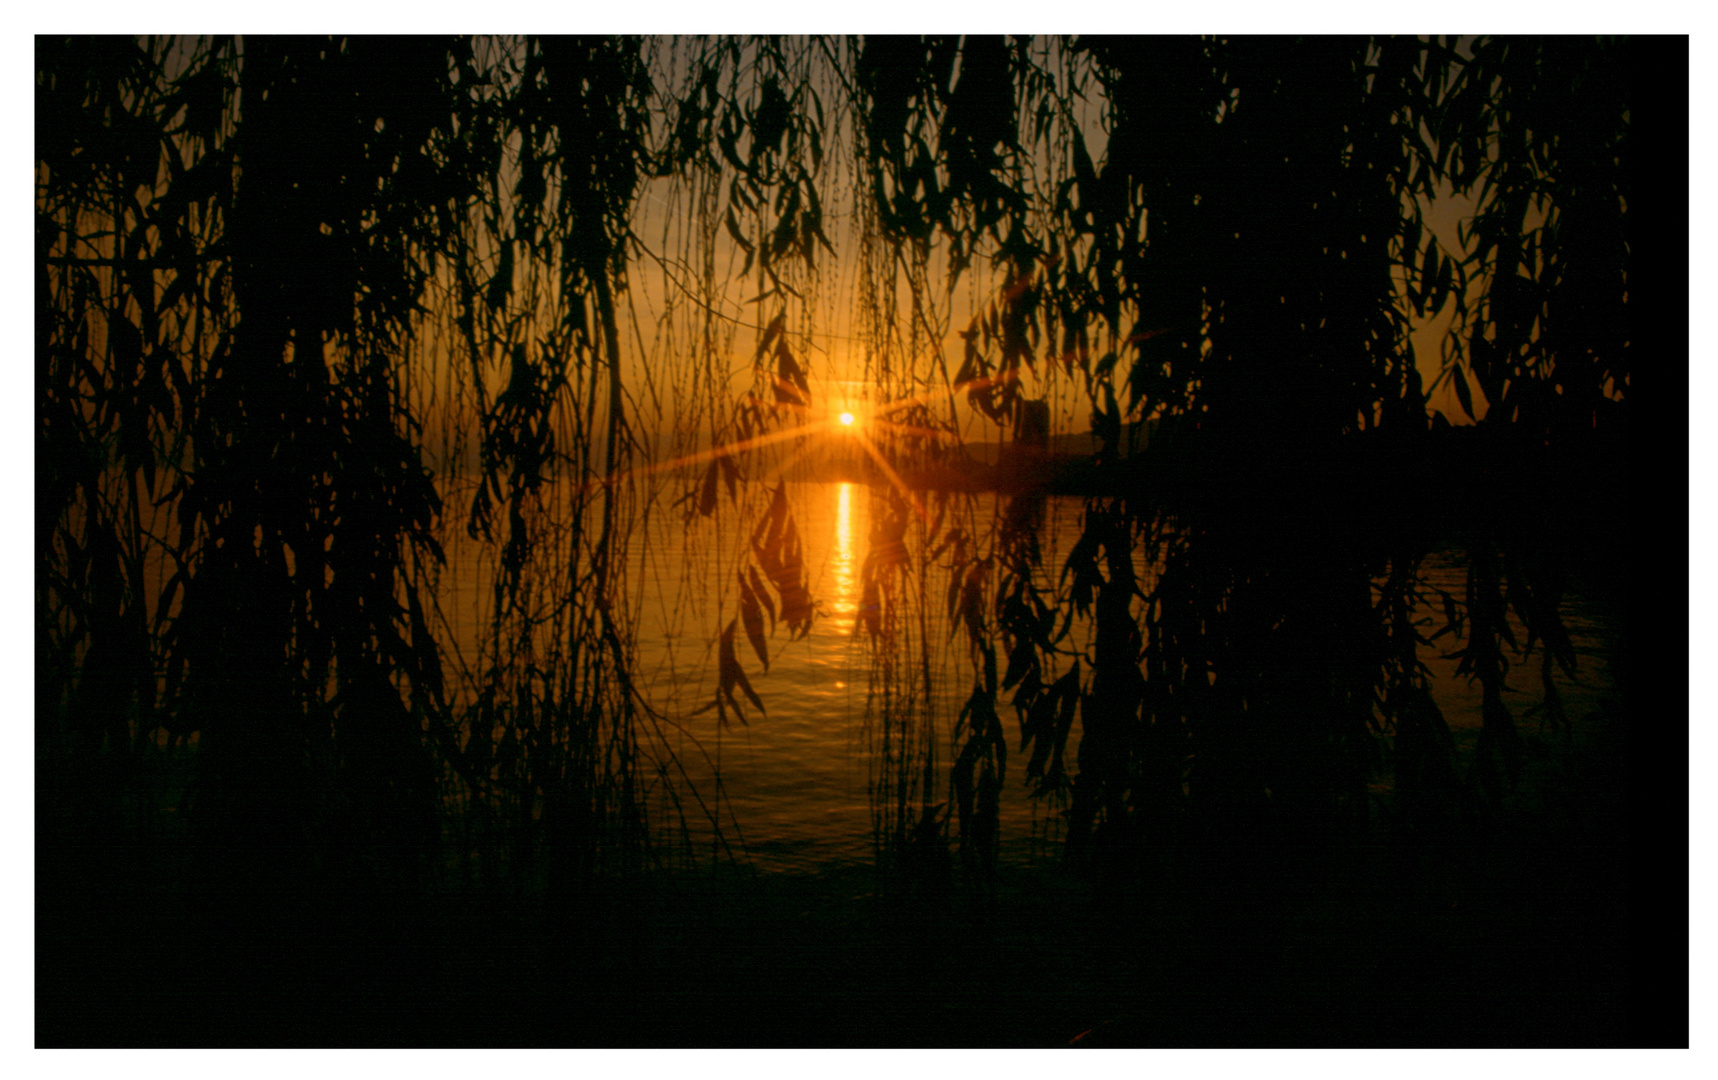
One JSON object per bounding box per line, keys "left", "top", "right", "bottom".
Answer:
{"left": 36, "top": 33, "right": 1636, "bottom": 1051}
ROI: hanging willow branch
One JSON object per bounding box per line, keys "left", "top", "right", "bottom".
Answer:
{"left": 37, "top": 34, "right": 1628, "bottom": 880}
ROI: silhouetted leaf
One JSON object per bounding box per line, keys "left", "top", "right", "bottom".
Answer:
{"left": 1002, "top": 640, "right": 1035, "bottom": 692}
{"left": 1452, "top": 363, "right": 1476, "bottom": 419}
{"left": 754, "top": 311, "right": 786, "bottom": 367}
{"left": 718, "top": 618, "right": 765, "bottom": 721}
{"left": 697, "top": 459, "right": 720, "bottom": 517}
{"left": 738, "top": 571, "right": 770, "bottom": 672}
{"left": 747, "top": 564, "right": 776, "bottom": 630}
{"left": 718, "top": 449, "right": 740, "bottom": 500}
{"left": 773, "top": 338, "right": 810, "bottom": 408}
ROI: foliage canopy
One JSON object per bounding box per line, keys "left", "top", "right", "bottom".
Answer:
{"left": 37, "top": 35, "right": 1630, "bottom": 876}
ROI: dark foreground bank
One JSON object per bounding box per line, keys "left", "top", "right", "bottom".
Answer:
{"left": 39, "top": 774, "right": 1645, "bottom": 1048}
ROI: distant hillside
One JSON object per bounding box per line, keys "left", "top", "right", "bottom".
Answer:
{"left": 418, "top": 421, "right": 1159, "bottom": 486}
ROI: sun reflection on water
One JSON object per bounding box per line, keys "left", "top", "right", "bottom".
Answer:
{"left": 830, "top": 481, "right": 857, "bottom": 632}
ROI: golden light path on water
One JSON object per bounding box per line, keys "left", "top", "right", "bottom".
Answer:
{"left": 829, "top": 481, "right": 856, "bottom": 647}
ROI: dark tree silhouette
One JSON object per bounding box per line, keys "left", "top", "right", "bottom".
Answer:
{"left": 38, "top": 34, "right": 1642, "bottom": 1047}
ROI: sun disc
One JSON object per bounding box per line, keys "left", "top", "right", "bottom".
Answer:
{"left": 838, "top": 411, "right": 856, "bottom": 426}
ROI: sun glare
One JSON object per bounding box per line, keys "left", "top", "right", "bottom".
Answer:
{"left": 838, "top": 411, "right": 856, "bottom": 427}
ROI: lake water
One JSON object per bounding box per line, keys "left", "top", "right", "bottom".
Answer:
{"left": 434, "top": 479, "right": 1621, "bottom": 877}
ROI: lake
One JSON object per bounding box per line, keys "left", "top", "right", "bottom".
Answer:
{"left": 433, "top": 478, "right": 1622, "bottom": 877}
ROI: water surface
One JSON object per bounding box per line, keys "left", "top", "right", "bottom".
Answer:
{"left": 436, "top": 480, "right": 1620, "bottom": 875}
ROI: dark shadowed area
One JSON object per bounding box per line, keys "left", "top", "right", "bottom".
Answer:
{"left": 36, "top": 34, "right": 1673, "bottom": 1048}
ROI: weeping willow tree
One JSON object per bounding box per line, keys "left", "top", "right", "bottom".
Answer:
{"left": 37, "top": 35, "right": 1628, "bottom": 885}
{"left": 38, "top": 37, "right": 469, "bottom": 876}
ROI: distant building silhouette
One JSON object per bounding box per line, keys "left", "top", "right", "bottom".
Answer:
{"left": 1004, "top": 399, "right": 1051, "bottom": 469}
